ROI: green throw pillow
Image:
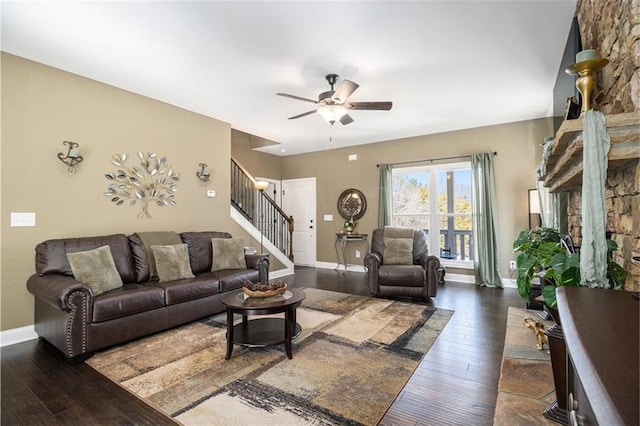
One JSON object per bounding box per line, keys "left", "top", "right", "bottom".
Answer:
{"left": 383, "top": 237, "right": 414, "bottom": 265}
{"left": 151, "top": 244, "right": 195, "bottom": 282}
{"left": 67, "top": 245, "right": 124, "bottom": 296}
{"left": 211, "top": 238, "right": 246, "bottom": 271}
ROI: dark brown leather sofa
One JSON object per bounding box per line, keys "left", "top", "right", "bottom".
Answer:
{"left": 26, "top": 231, "right": 268, "bottom": 363}
{"left": 364, "top": 228, "right": 440, "bottom": 299}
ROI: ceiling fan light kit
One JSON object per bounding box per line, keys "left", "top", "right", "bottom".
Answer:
{"left": 277, "top": 73, "right": 392, "bottom": 126}
{"left": 317, "top": 104, "right": 347, "bottom": 124}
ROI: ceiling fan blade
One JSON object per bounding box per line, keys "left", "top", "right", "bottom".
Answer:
{"left": 331, "top": 79, "right": 359, "bottom": 103}
{"left": 288, "top": 110, "right": 317, "bottom": 120}
{"left": 340, "top": 114, "right": 354, "bottom": 125}
{"left": 346, "top": 101, "right": 393, "bottom": 110}
{"left": 277, "top": 93, "right": 318, "bottom": 104}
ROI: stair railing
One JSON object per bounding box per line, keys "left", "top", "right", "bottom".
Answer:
{"left": 231, "top": 158, "right": 294, "bottom": 261}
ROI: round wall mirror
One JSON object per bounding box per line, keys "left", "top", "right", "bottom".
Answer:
{"left": 337, "top": 188, "right": 367, "bottom": 220}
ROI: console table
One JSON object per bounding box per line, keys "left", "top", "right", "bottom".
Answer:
{"left": 334, "top": 233, "right": 368, "bottom": 272}
{"left": 557, "top": 287, "right": 639, "bottom": 425}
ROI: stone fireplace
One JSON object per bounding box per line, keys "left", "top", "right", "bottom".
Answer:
{"left": 545, "top": 0, "right": 639, "bottom": 290}
{"left": 562, "top": 122, "right": 639, "bottom": 291}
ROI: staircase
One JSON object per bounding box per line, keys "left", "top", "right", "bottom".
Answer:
{"left": 230, "top": 159, "right": 294, "bottom": 274}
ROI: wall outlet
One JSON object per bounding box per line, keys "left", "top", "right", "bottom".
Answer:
{"left": 509, "top": 260, "right": 517, "bottom": 271}
{"left": 355, "top": 249, "right": 361, "bottom": 258}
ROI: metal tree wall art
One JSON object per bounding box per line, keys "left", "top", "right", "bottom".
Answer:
{"left": 104, "top": 152, "right": 179, "bottom": 218}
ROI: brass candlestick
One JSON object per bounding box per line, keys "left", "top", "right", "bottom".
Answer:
{"left": 565, "top": 58, "right": 609, "bottom": 115}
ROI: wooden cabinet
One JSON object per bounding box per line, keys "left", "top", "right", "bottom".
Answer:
{"left": 557, "top": 287, "right": 639, "bottom": 425}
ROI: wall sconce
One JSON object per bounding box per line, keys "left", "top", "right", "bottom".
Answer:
{"left": 196, "top": 163, "right": 210, "bottom": 185}
{"left": 254, "top": 180, "right": 269, "bottom": 192}
{"left": 528, "top": 189, "right": 542, "bottom": 229}
{"left": 57, "top": 141, "right": 83, "bottom": 174}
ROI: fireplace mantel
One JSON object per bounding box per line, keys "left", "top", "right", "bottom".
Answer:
{"left": 543, "top": 112, "right": 639, "bottom": 192}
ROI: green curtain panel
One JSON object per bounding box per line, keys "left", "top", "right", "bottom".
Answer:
{"left": 471, "top": 153, "right": 502, "bottom": 287}
{"left": 580, "top": 110, "right": 610, "bottom": 288}
{"left": 551, "top": 191, "right": 569, "bottom": 234}
{"left": 536, "top": 181, "right": 568, "bottom": 234}
{"left": 378, "top": 164, "right": 393, "bottom": 228}
{"left": 536, "top": 182, "right": 552, "bottom": 227}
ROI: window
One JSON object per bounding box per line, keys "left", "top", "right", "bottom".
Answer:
{"left": 392, "top": 162, "right": 473, "bottom": 262}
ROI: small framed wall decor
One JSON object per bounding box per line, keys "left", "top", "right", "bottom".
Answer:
{"left": 564, "top": 96, "right": 581, "bottom": 120}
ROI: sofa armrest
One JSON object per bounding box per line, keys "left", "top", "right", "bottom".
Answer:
{"left": 364, "top": 252, "right": 382, "bottom": 269}
{"left": 417, "top": 253, "right": 440, "bottom": 268}
{"left": 245, "top": 254, "right": 268, "bottom": 269}
{"left": 27, "top": 273, "right": 94, "bottom": 360}
{"left": 417, "top": 254, "right": 441, "bottom": 296}
{"left": 27, "top": 273, "right": 93, "bottom": 311}
{"left": 364, "top": 252, "right": 382, "bottom": 295}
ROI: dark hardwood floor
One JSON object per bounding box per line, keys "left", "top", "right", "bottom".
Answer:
{"left": 1, "top": 267, "right": 523, "bottom": 425}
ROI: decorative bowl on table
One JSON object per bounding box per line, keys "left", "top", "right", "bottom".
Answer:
{"left": 242, "top": 280, "right": 287, "bottom": 298}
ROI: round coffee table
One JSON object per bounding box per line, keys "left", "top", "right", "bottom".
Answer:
{"left": 221, "top": 287, "right": 306, "bottom": 359}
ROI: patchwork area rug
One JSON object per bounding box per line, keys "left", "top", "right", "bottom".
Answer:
{"left": 87, "top": 288, "right": 453, "bottom": 425}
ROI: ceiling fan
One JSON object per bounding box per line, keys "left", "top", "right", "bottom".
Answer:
{"left": 276, "top": 74, "right": 392, "bottom": 125}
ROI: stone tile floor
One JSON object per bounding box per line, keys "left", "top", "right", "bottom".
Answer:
{"left": 493, "top": 307, "right": 559, "bottom": 425}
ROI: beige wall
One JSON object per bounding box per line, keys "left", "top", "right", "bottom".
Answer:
{"left": 0, "top": 52, "right": 553, "bottom": 332}
{"left": 0, "top": 53, "right": 256, "bottom": 330}
{"left": 280, "top": 118, "right": 553, "bottom": 277}
{"left": 231, "top": 129, "right": 283, "bottom": 181}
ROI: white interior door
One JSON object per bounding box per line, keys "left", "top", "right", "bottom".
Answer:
{"left": 282, "top": 178, "right": 316, "bottom": 266}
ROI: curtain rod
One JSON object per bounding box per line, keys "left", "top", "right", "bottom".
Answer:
{"left": 376, "top": 151, "right": 497, "bottom": 167}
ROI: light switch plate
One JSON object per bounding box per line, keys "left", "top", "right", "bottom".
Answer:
{"left": 206, "top": 190, "right": 216, "bottom": 198}
{"left": 11, "top": 212, "right": 36, "bottom": 227}
{"left": 348, "top": 154, "right": 358, "bottom": 161}
{"left": 323, "top": 214, "right": 333, "bottom": 221}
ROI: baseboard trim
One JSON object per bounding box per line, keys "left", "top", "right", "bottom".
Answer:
{"left": 502, "top": 278, "right": 517, "bottom": 288}
{"left": 315, "top": 261, "right": 366, "bottom": 273}
{"left": 1, "top": 325, "right": 38, "bottom": 347}
{"left": 445, "top": 272, "right": 476, "bottom": 284}
{"left": 269, "top": 268, "right": 294, "bottom": 279}
{"left": 444, "top": 274, "right": 516, "bottom": 288}
{"left": 313, "top": 263, "right": 480, "bottom": 282}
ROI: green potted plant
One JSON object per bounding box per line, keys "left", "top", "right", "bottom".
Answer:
{"left": 513, "top": 228, "right": 626, "bottom": 424}
{"left": 540, "top": 238, "right": 626, "bottom": 308}
{"left": 513, "top": 228, "right": 626, "bottom": 310}
{"left": 513, "top": 228, "right": 573, "bottom": 306}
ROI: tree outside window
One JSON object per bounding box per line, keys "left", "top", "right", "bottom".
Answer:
{"left": 392, "top": 163, "right": 473, "bottom": 261}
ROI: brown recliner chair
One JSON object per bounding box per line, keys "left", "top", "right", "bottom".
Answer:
{"left": 364, "top": 228, "right": 440, "bottom": 299}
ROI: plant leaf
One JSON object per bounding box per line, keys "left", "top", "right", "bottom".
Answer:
{"left": 542, "top": 284, "right": 558, "bottom": 308}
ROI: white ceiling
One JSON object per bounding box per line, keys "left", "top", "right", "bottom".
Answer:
{"left": 2, "top": 1, "right": 577, "bottom": 156}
